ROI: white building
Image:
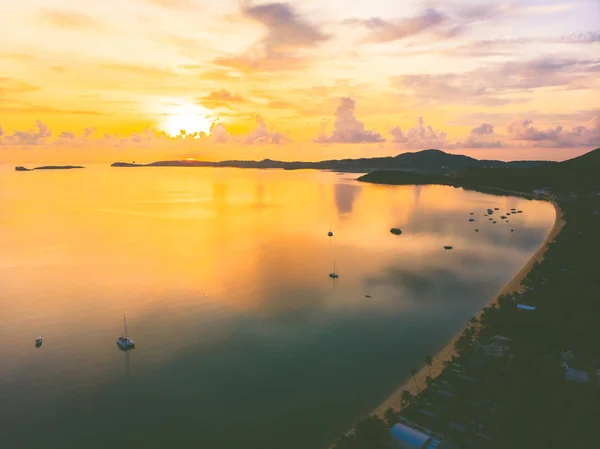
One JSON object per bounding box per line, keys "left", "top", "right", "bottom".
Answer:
{"left": 390, "top": 423, "right": 442, "bottom": 449}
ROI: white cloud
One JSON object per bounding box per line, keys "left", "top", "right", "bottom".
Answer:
{"left": 316, "top": 97, "right": 385, "bottom": 143}
{"left": 389, "top": 116, "right": 447, "bottom": 149}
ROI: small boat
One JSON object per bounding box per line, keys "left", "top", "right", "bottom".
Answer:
{"left": 328, "top": 224, "right": 333, "bottom": 237}
{"left": 494, "top": 208, "right": 499, "bottom": 210}
{"left": 517, "top": 210, "right": 523, "bottom": 213}
{"left": 475, "top": 228, "right": 479, "bottom": 232}
{"left": 511, "top": 208, "right": 516, "bottom": 211}
{"left": 511, "top": 229, "right": 514, "bottom": 232}
{"left": 365, "top": 295, "right": 372, "bottom": 298}
{"left": 468, "top": 218, "right": 475, "bottom": 222}
{"left": 469, "top": 213, "right": 474, "bottom": 215}
{"left": 117, "top": 314, "right": 135, "bottom": 350}
{"left": 493, "top": 221, "right": 497, "bottom": 224}
{"left": 390, "top": 228, "right": 402, "bottom": 235}
{"left": 329, "top": 261, "right": 339, "bottom": 279}
{"left": 35, "top": 336, "right": 43, "bottom": 347}
{"left": 444, "top": 245, "right": 453, "bottom": 250}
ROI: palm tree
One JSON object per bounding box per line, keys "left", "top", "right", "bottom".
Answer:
{"left": 383, "top": 407, "right": 397, "bottom": 430}
{"left": 425, "top": 375, "right": 433, "bottom": 387}
{"left": 411, "top": 367, "right": 421, "bottom": 394}
{"left": 400, "top": 390, "right": 414, "bottom": 408}
{"left": 469, "top": 315, "right": 479, "bottom": 326}
{"left": 424, "top": 354, "right": 434, "bottom": 378}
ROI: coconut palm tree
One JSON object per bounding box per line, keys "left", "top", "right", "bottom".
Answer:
{"left": 411, "top": 367, "right": 421, "bottom": 394}
{"left": 469, "top": 315, "right": 479, "bottom": 326}
{"left": 383, "top": 407, "right": 398, "bottom": 430}
{"left": 400, "top": 390, "right": 414, "bottom": 408}
{"left": 425, "top": 375, "right": 433, "bottom": 387}
{"left": 424, "top": 354, "right": 434, "bottom": 377}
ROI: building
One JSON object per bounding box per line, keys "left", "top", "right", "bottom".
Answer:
{"left": 390, "top": 423, "right": 442, "bottom": 449}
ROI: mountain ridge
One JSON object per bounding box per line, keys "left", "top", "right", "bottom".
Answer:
{"left": 111, "top": 149, "right": 551, "bottom": 172}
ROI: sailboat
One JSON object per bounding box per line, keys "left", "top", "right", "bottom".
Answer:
{"left": 116, "top": 314, "right": 135, "bottom": 350}
{"left": 329, "top": 261, "right": 339, "bottom": 279}
{"left": 328, "top": 224, "right": 333, "bottom": 237}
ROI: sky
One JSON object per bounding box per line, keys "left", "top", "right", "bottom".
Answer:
{"left": 0, "top": 0, "right": 599, "bottom": 162}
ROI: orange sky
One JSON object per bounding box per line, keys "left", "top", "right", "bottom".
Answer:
{"left": 0, "top": 0, "right": 599, "bottom": 162}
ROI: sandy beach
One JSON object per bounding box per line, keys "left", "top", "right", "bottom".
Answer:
{"left": 374, "top": 199, "right": 565, "bottom": 416}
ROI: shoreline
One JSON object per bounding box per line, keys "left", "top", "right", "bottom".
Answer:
{"left": 373, "top": 198, "right": 565, "bottom": 416}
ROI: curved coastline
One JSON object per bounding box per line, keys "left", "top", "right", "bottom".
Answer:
{"left": 372, "top": 198, "right": 564, "bottom": 417}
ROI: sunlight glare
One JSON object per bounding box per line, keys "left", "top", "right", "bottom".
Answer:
{"left": 161, "top": 103, "right": 214, "bottom": 137}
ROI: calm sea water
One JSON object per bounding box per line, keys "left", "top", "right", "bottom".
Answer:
{"left": 0, "top": 166, "right": 554, "bottom": 449}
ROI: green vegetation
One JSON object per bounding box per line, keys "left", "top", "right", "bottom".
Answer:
{"left": 332, "top": 148, "right": 600, "bottom": 449}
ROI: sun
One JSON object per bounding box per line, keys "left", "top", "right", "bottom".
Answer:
{"left": 161, "top": 103, "right": 214, "bottom": 137}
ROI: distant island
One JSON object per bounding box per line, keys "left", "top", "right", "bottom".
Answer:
{"left": 15, "top": 165, "right": 85, "bottom": 171}
{"left": 111, "top": 149, "right": 548, "bottom": 173}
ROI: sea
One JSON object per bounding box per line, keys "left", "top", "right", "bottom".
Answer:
{"left": 0, "top": 165, "right": 555, "bottom": 449}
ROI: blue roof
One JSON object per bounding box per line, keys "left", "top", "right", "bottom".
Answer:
{"left": 390, "top": 423, "right": 432, "bottom": 448}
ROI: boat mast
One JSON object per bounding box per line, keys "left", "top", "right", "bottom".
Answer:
{"left": 334, "top": 260, "right": 336, "bottom": 274}
{"left": 123, "top": 314, "right": 127, "bottom": 337}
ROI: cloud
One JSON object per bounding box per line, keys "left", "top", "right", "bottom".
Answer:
{"left": 243, "top": 115, "right": 288, "bottom": 144}
{"left": 391, "top": 56, "right": 598, "bottom": 105}
{"left": 214, "top": 1, "right": 329, "bottom": 72}
{"left": 210, "top": 123, "right": 230, "bottom": 143}
{"left": 470, "top": 123, "right": 494, "bottom": 136}
{"left": 1, "top": 116, "right": 289, "bottom": 148}
{"left": 452, "top": 123, "right": 502, "bottom": 149}
{"left": 0, "top": 120, "right": 52, "bottom": 146}
{"left": 99, "top": 62, "right": 174, "bottom": 79}
{"left": 344, "top": 3, "right": 508, "bottom": 43}
{"left": 267, "top": 100, "right": 294, "bottom": 109}
{"left": 146, "top": 0, "right": 197, "bottom": 9}
{"left": 2, "top": 104, "right": 104, "bottom": 116}
{"left": 507, "top": 117, "right": 600, "bottom": 148}
{"left": 556, "top": 31, "right": 600, "bottom": 44}
{"left": 0, "top": 77, "right": 40, "bottom": 94}
{"left": 389, "top": 117, "right": 447, "bottom": 149}
{"left": 344, "top": 8, "right": 446, "bottom": 43}
{"left": 315, "top": 97, "right": 385, "bottom": 143}
{"left": 38, "top": 9, "right": 101, "bottom": 30}
{"left": 199, "top": 89, "right": 248, "bottom": 108}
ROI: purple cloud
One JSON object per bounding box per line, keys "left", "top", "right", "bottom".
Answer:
{"left": 215, "top": 2, "right": 329, "bottom": 72}
{"left": 316, "top": 97, "right": 385, "bottom": 143}
{"left": 0, "top": 120, "right": 52, "bottom": 145}
{"left": 389, "top": 116, "right": 447, "bottom": 149}
{"left": 344, "top": 3, "right": 507, "bottom": 43}
{"left": 453, "top": 123, "right": 502, "bottom": 148}
{"left": 391, "top": 56, "right": 598, "bottom": 105}
{"left": 508, "top": 117, "right": 600, "bottom": 147}
{"left": 344, "top": 8, "right": 446, "bottom": 42}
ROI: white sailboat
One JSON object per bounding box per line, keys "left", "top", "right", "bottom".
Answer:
{"left": 116, "top": 314, "right": 135, "bottom": 350}
{"left": 329, "top": 261, "right": 339, "bottom": 279}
